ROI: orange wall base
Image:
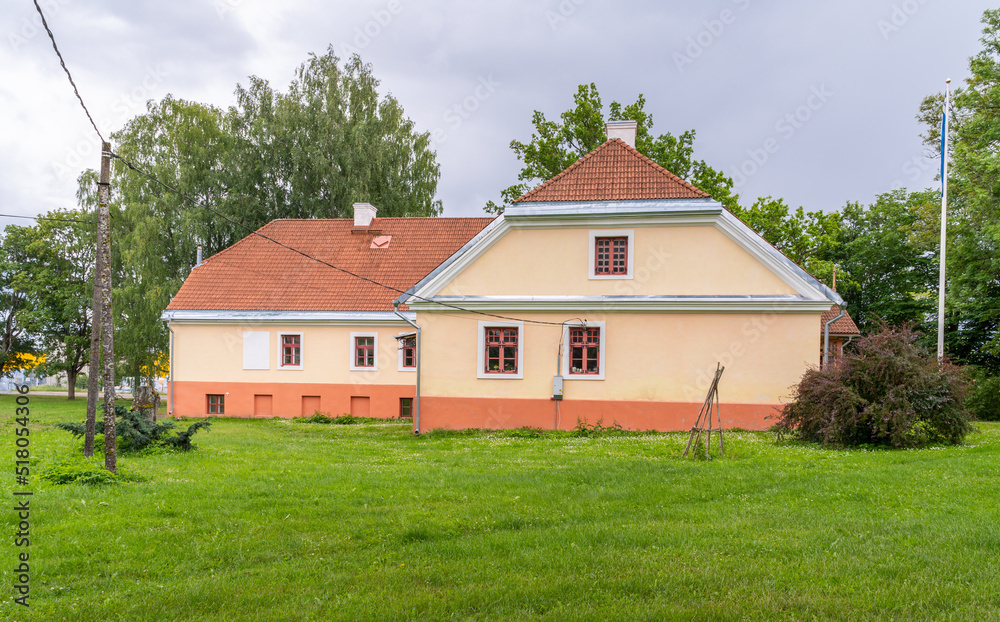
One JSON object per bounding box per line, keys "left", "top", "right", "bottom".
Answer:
{"left": 170, "top": 381, "right": 413, "bottom": 419}
{"left": 419, "top": 396, "right": 784, "bottom": 432}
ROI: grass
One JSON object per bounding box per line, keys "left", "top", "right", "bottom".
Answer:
{"left": 2, "top": 395, "right": 1000, "bottom": 621}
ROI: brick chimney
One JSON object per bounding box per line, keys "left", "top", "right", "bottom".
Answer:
{"left": 353, "top": 202, "right": 377, "bottom": 227}
{"left": 606, "top": 120, "right": 638, "bottom": 148}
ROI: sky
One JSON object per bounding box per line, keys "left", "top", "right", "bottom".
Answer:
{"left": 1, "top": 0, "right": 994, "bottom": 228}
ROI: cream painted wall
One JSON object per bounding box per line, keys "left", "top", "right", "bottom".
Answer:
{"left": 171, "top": 323, "right": 416, "bottom": 386}
{"left": 418, "top": 311, "right": 819, "bottom": 405}
{"left": 437, "top": 225, "right": 797, "bottom": 297}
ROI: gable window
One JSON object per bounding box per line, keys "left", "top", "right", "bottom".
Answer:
{"left": 562, "top": 321, "right": 606, "bottom": 380}
{"left": 477, "top": 321, "right": 525, "bottom": 379}
{"left": 569, "top": 327, "right": 601, "bottom": 375}
{"left": 350, "top": 332, "right": 379, "bottom": 371}
{"left": 207, "top": 394, "right": 225, "bottom": 414}
{"left": 595, "top": 237, "right": 628, "bottom": 275}
{"left": 278, "top": 333, "right": 303, "bottom": 369}
{"left": 398, "top": 335, "right": 416, "bottom": 371}
{"left": 589, "top": 230, "right": 634, "bottom": 280}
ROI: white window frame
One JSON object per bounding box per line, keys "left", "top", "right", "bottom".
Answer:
{"left": 242, "top": 331, "right": 270, "bottom": 370}
{"left": 277, "top": 332, "right": 304, "bottom": 370}
{"left": 589, "top": 229, "right": 634, "bottom": 280}
{"left": 350, "top": 331, "right": 379, "bottom": 372}
{"left": 561, "top": 321, "right": 606, "bottom": 381}
{"left": 477, "top": 320, "right": 524, "bottom": 380}
{"left": 396, "top": 332, "right": 417, "bottom": 372}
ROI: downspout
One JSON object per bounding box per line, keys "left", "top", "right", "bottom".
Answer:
{"left": 167, "top": 320, "right": 175, "bottom": 417}
{"left": 823, "top": 306, "right": 846, "bottom": 370}
{"left": 393, "top": 301, "right": 421, "bottom": 435}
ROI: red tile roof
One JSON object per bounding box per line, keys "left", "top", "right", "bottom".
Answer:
{"left": 166, "top": 217, "right": 494, "bottom": 312}
{"left": 821, "top": 306, "right": 861, "bottom": 335}
{"left": 514, "top": 138, "right": 710, "bottom": 203}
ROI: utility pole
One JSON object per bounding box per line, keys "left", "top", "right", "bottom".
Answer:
{"left": 98, "top": 141, "right": 117, "bottom": 473}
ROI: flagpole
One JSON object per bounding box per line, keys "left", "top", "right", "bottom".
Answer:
{"left": 938, "top": 78, "right": 951, "bottom": 361}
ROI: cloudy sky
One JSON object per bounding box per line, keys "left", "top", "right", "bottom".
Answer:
{"left": 1, "top": 0, "right": 994, "bottom": 227}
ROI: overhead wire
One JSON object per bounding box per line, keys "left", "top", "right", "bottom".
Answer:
{"left": 31, "top": 0, "right": 579, "bottom": 329}
{"left": 0, "top": 213, "right": 95, "bottom": 224}
{"left": 109, "top": 151, "right": 573, "bottom": 327}
{"left": 32, "top": 0, "right": 105, "bottom": 143}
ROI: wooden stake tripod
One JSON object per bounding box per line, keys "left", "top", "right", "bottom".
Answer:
{"left": 683, "top": 364, "right": 725, "bottom": 458}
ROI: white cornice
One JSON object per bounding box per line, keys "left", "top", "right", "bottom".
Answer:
{"left": 407, "top": 295, "right": 834, "bottom": 313}
{"left": 161, "top": 310, "right": 414, "bottom": 326}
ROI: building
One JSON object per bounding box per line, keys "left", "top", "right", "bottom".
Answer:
{"left": 161, "top": 210, "right": 493, "bottom": 419}
{"left": 163, "top": 121, "right": 853, "bottom": 431}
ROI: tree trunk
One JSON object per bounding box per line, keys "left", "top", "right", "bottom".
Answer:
{"left": 67, "top": 368, "right": 77, "bottom": 400}
{"left": 132, "top": 385, "right": 159, "bottom": 424}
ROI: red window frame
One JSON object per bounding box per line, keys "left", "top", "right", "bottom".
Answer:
{"left": 401, "top": 337, "right": 416, "bottom": 369}
{"left": 484, "top": 327, "right": 518, "bottom": 374}
{"left": 400, "top": 397, "right": 413, "bottom": 418}
{"left": 355, "top": 336, "right": 375, "bottom": 368}
{"left": 595, "top": 236, "right": 628, "bottom": 275}
{"left": 207, "top": 394, "right": 225, "bottom": 414}
{"left": 281, "top": 334, "right": 301, "bottom": 367}
{"left": 569, "top": 327, "right": 601, "bottom": 375}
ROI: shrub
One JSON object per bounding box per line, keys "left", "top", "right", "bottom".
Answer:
{"left": 966, "top": 369, "right": 1000, "bottom": 421}
{"left": 58, "top": 403, "right": 212, "bottom": 452}
{"left": 297, "top": 411, "right": 374, "bottom": 425}
{"left": 41, "top": 459, "right": 143, "bottom": 486}
{"left": 775, "top": 324, "right": 971, "bottom": 448}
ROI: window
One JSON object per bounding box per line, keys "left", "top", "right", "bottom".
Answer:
{"left": 398, "top": 335, "right": 416, "bottom": 371}
{"left": 569, "top": 327, "right": 601, "bottom": 375}
{"left": 350, "top": 332, "right": 379, "bottom": 371}
{"left": 595, "top": 237, "right": 628, "bottom": 275}
{"left": 477, "top": 321, "right": 524, "bottom": 379}
{"left": 207, "top": 394, "right": 225, "bottom": 414}
{"left": 279, "top": 333, "right": 302, "bottom": 368}
{"left": 400, "top": 397, "right": 413, "bottom": 418}
{"left": 562, "top": 321, "right": 606, "bottom": 380}
{"left": 589, "top": 230, "right": 634, "bottom": 279}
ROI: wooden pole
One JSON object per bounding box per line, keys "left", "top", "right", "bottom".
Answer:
{"left": 98, "top": 141, "right": 117, "bottom": 473}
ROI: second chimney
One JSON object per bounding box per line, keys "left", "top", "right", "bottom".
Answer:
{"left": 606, "top": 120, "right": 638, "bottom": 148}
{"left": 353, "top": 202, "right": 377, "bottom": 227}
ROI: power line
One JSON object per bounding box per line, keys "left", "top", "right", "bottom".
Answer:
{"left": 32, "top": 0, "right": 104, "bottom": 143}
{"left": 108, "top": 151, "right": 570, "bottom": 327}
{"left": 0, "top": 213, "right": 95, "bottom": 225}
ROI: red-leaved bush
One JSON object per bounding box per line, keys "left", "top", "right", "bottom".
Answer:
{"left": 775, "top": 325, "right": 971, "bottom": 448}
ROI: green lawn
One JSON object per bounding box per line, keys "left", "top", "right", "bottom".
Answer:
{"left": 2, "top": 394, "right": 999, "bottom": 621}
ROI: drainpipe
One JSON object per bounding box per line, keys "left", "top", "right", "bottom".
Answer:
{"left": 167, "top": 320, "right": 175, "bottom": 417}
{"left": 393, "top": 301, "right": 421, "bottom": 435}
{"left": 823, "top": 306, "right": 846, "bottom": 370}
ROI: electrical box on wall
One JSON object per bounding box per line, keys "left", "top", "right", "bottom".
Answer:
{"left": 552, "top": 376, "right": 564, "bottom": 400}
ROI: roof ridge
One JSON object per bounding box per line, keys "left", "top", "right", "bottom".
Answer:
{"left": 513, "top": 138, "right": 709, "bottom": 203}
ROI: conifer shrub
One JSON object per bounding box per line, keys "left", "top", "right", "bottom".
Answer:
{"left": 58, "top": 403, "right": 212, "bottom": 452}
{"left": 775, "top": 325, "right": 971, "bottom": 448}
